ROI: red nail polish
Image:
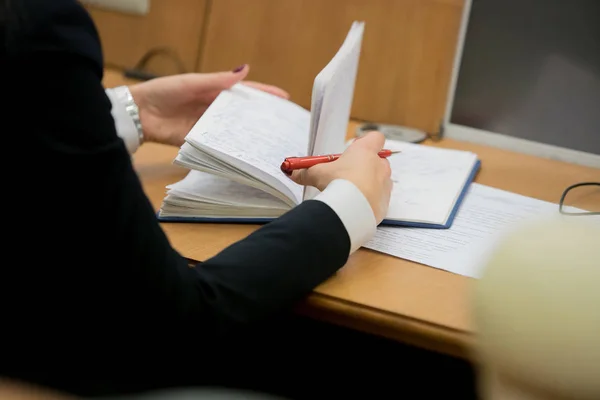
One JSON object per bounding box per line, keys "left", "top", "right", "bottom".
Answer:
{"left": 232, "top": 64, "right": 247, "bottom": 73}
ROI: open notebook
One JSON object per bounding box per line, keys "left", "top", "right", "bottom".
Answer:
{"left": 156, "top": 21, "right": 481, "bottom": 228}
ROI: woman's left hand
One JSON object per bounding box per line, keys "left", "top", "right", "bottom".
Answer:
{"left": 129, "top": 64, "right": 289, "bottom": 147}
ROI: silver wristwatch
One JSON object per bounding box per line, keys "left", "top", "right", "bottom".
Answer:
{"left": 112, "top": 85, "right": 144, "bottom": 145}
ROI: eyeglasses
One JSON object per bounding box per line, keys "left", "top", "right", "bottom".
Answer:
{"left": 558, "top": 182, "right": 600, "bottom": 216}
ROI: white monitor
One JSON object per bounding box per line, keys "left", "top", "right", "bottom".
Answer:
{"left": 443, "top": 0, "right": 600, "bottom": 168}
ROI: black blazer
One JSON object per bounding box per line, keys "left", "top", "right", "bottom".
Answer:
{"left": 1, "top": 0, "right": 351, "bottom": 395}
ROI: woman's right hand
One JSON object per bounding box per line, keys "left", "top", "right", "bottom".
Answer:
{"left": 289, "top": 131, "right": 393, "bottom": 223}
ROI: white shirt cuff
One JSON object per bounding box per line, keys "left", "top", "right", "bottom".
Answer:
{"left": 105, "top": 87, "right": 141, "bottom": 154}
{"left": 312, "top": 179, "right": 377, "bottom": 254}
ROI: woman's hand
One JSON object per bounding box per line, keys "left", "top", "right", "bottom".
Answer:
{"left": 289, "top": 131, "right": 393, "bottom": 224}
{"left": 128, "top": 64, "right": 289, "bottom": 147}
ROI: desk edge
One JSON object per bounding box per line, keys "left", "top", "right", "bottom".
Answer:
{"left": 295, "top": 292, "right": 475, "bottom": 360}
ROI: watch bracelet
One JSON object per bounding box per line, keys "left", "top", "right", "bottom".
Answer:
{"left": 113, "top": 85, "right": 144, "bottom": 145}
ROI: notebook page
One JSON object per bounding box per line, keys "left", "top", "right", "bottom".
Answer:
{"left": 183, "top": 84, "right": 310, "bottom": 204}
{"left": 304, "top": 21, "right": 365, "bottom": 201}
{"left": 307, "top": 80, "right": 324, "bottom": 156}
{"left": 165, "top": 170, "right": 290, "bottom": 210}
{"left": 310, "top": 21, "right": 364, "bottom": 156}
{"left": 364, "top": 183, "right": 600, "bottom": 278}
{"left": 383, "top": 139, "right": 478, "bottom": 224}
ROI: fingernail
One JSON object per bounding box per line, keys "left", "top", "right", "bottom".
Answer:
{"left": 232, "top": 64, "right": 247, "bottom": 73}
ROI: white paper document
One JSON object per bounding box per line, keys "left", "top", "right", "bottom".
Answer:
{"left": 363, "top": 183, "right": 600, "bottom": 278}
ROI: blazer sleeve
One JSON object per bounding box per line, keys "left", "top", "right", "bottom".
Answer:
{"left": 4, "top": 0, "right": 354, "bottom": 338}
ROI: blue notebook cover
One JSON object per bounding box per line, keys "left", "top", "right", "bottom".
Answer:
{"left": 157, "top": 159, "right": 481, "bottom": 229}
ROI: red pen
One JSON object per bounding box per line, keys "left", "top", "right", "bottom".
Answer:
{"left": 280, "top": 149, "right": 400, "bottom": 175}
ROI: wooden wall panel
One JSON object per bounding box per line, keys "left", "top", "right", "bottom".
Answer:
{"left": 198, "top": 0, "right": 464, "bottom": 133}
{"left": 87, "top": 0, "right": 208, "bottom": 75}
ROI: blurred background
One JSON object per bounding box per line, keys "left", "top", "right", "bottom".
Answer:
{"left": 84, "top": 0, "right": 464, "bottom": 137}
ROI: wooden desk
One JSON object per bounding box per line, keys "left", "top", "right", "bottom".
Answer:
{"left": 104, "top": 69, "right": 600, "bottom": 360}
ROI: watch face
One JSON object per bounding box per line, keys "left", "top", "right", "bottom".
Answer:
{"left": 356, "top": 123, "right": 428, "bottom": 143}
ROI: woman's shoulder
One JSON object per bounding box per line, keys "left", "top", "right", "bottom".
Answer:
{"left": 2, "top": 0, "right": 103, "bottom": 76}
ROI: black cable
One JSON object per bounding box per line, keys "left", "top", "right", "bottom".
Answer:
{"left": 558, "top": 182, "right": 600, "bottom": 216}
{"left": 123, "top": 46, "right": 187, "bottom": 81}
